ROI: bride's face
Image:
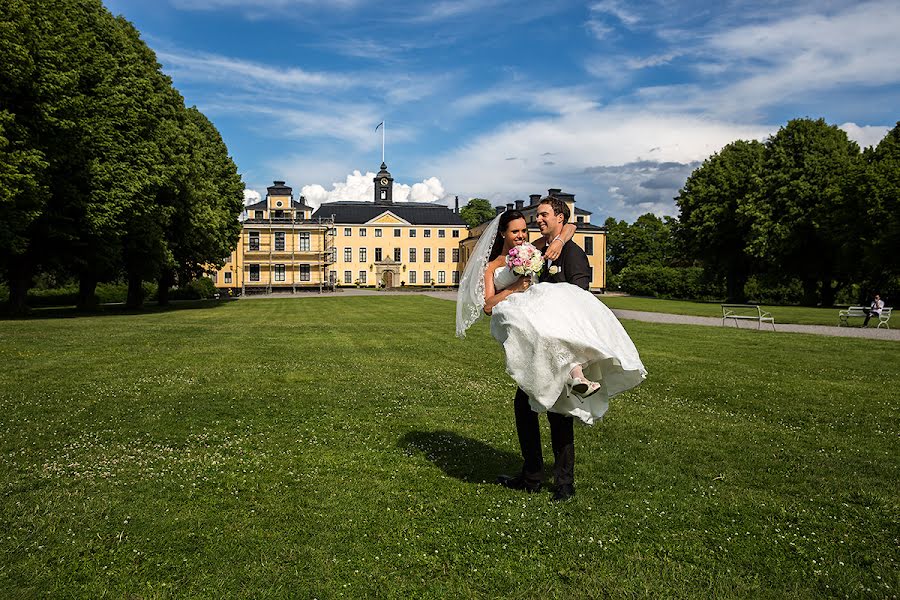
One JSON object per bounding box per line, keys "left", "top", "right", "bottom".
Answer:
{"left": 503, "top": 218, "right": 528, "bottom": 248}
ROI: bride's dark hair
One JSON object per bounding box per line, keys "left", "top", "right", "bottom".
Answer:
{"left": 489, "top": 210, "right": 526, "bottom": 261}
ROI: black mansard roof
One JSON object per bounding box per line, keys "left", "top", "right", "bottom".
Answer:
{"left": 312, "top": 201, "right": 467, "bottom": 226}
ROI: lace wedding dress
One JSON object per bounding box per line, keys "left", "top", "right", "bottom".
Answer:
{"left": 489, "top": 265, "right": 647, "bottom": 425}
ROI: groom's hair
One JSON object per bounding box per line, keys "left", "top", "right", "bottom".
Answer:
{"left": 539, "top": 196, "right": 570, "bottom": 224}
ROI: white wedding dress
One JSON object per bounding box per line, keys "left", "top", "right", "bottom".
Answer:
{"left": 490, "top": 266, "right": 647, "bottom": 425}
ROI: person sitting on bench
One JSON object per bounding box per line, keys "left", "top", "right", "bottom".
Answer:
{"left": 863, "top": 294, "right": 884, "bottom": 327}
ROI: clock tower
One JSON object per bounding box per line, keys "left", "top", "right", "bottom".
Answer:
{"left": 374, "top": 162, "right": 393, "bottom": 205}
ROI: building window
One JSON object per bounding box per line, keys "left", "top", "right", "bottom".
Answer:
{"left": 249, "top": 264, "right": 260, "bottom": 282}
{"left": 394, "top": 248, "right": 401, "bottom": 262}
{"left": 409, "top": 271, "right": 416, "bottom": 284}
{"left": 375, "top": 248, "right": 382, "bottom": 262}
{"left": 359, "top": 228, "right": 366, "bottom": 237}
{"left": 344, "top": 228, "right": 352, "bottom": 236}
{"left": 438, "top": 270, "right": 446, "bottom": 284}
{"left": 375, "top": 228, "right": 382, "bottom": 237}
{"left": 274, "top": 210, "right": 284, "bottom": 219}
{"left": 423, "top": 248, "right": 431, "bottom": 262}
{"left": 452, "top": 248, "right": 459, "bottom": 262}
{"left": 424, "top": 229, "right": 431, "bottom": 238}
{"left": 359, "top": 248, "right": 367, "bottom": 262}
{"left": 359, "top": 270, "right": 367, "bottom": 284}
{"left": 329, "top": 271, "right": 337, "bottom": 284}
{"left": 423, "top": 271, "right": 431, "bottom": 284}
{"left": 584, "top": 236, "right": 594, "bottom": 256}
{"left": 274, "top": 264, "right": 286, "bottom": 282}
{"left": 409, "top": 229, "right": 417, "bottom": 238}
{"left": 409, "top": 248, "right": 416, "bottom": 262}
{"left": 577, "top": 216, "right": 584, "bottom": 223}
{"left": 224, "top": 272, "right": 232, "bottom": 284}
{"left": 329, "top": 228, "right": 337, "bottom": 236}
{"left": 300, "top": 265, "right": 311, "bottom": 281}
{"left": 275, "top": 232, "right": 285, "bottom": 251}
{"left": 452, "top": 230, "right": 460, "bottom": 238}
{"left": 344, "top": 247, "right": 352, "bottom": 262}
{"left": 344, "top": 270, "right": 352, "bottom": 284}
{"left": 330, "top": 247, "right": 337, "bottom": 263}
{"left": 249, "top": 232, "right": 260, "bottom": 251}
{"left": 452, "top": 270, "right": 459, "bottom": 284}
{"left": 438, "top": 248, "right": 445, "bottom": 262}
{"left": 254, "top": 210, "right": 263, "bottom": 219}
{"left": 438, "top": 229, "right": 445, "bottom": 238}
{"left": 299, "top": 231, "right": 311, "bottom": 251}
{"left": 393, "top": 228, "right": 401, "bottom": 237}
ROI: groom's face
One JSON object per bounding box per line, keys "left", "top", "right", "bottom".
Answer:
{"left": 536, "top": 204, "right": 563, "bottom": 237}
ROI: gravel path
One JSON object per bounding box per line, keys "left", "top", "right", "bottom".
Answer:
{"left": 239, "top": 289, "right": 899, "bottom": 341}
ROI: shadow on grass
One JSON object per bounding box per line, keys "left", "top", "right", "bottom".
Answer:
{"left": 399, "top": 430, "right": 520, "bottom": 484}
{"left": 0, "top": 298, "right": 234, "bottom": 321}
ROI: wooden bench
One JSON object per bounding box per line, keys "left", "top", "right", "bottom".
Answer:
{"left": 721, "top": 304, "right": 776, "bottom": 331}
{"left": 839, "top": 306, "right": 892, "bottom": 328}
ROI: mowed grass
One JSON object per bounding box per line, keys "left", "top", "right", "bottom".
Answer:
{"left": 599, "top": 295, "right": 872, "bottom": 327}
{"left": 0, "top": 297, "right": 897, "bottom": 599}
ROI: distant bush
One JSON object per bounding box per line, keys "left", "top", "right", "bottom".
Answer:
{"left": 168, "top": 277, "right": 217, "bottom": 300}
{"left": 616, "top": 265, "right": 723, "bottom": 301}
{"left": 743, "top": 275, "right": 804, "bottom": 305}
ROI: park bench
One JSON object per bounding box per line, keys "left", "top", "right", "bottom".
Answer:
{"left": 721, "top": 304, "right": 776, "bottom": 331}
{"left": 838, "top": 306, "right": 892, "bottom": 328}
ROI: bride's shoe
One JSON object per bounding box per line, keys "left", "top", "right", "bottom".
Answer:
{"left": 580, "top": 380, "right": 601, "bottom": 398}
{"left": 566, "top": 377, "right": 589, "bottom": 395}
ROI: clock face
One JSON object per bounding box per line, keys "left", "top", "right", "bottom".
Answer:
{"left": 380, "top": 177, "right": 389, "bottom": 186}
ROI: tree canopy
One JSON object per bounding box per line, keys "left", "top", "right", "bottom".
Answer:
{"left": 459, "top": 198, "right": 495, "bottom": 227}
{"left": 0, "top": 0, "right": 244, "bottom": 313}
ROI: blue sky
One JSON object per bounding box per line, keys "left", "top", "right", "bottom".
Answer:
{"left": 102, "top": 0, "right": 899, "bottom": 221}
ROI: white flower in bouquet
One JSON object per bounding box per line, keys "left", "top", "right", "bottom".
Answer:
{"left": 506, "top": 242, "right": 544, "bottom": 277}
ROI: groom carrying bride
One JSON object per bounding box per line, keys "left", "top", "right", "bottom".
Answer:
{"left": 496, "top": 197, "right": 590, "bottom": 501}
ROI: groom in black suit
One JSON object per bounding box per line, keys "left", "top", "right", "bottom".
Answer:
{"left": 498, "top": 196, "right": 590, "bottom": 501}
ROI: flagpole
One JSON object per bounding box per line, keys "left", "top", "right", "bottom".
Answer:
{"left": 382, "top": 120, "right": 385, "bottom": 163}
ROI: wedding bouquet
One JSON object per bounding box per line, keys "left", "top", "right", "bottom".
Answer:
{"left": 506, "top": 242, "right": 544, "bottom": 278}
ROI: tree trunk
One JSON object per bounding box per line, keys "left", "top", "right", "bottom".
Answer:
{"left": 77, "top": 274, "right": 98, "bottom": 310}
{"left": 126, "top": 272, "right": 144, "bottom": 309}
{"left": 820, "top": 281, "right": 841, "bottom": 308}
{"left": 801, "top": 278, "right": 819, "bottom": 306}
{"left": 726, "top": 268, "right": 748, "bottom": 303}
{"left": 157, "top": 270, "right": 174, "bottom": 306}
{"left": 6, "top": 260, "right": 32, "bottom": 316}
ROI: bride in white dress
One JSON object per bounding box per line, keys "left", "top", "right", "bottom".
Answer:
{"left": 456, "top": 209, "right": 646, "bottom": 425}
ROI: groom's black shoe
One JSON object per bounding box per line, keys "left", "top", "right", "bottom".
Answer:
{"left": 552, "top": 484, "right": 575, "bottom": 502}
{"left": 497, "top": 474, "right": 542, "bottom": 493}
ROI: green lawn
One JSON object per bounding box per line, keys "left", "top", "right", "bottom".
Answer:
{"left": 598, "top": 295, "right": 869, "bottom": 326}
{"left": 1, "top": 297, "right": 897, "bottom": 598}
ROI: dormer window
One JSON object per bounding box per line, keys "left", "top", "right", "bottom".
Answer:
{"left": 255, "top": 210, "right": 263, "bottom": 220}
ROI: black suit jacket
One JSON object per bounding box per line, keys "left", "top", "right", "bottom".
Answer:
{"left": 539, "top": 240, "right": 591, "bottom": 290}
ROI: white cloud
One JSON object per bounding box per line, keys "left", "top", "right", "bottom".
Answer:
{"left": 419, "top": 108, "right": 774, "bottom": 221}
{"left": 297, "top": 171, "right": 447, "bottom": 210}
{"left": 839, "top": 122, "right": 890, "bottom": 149}
{"left": 243, "top": 189, "right": 261, "bottom": 205}
{"left": 589, "top": 0, "right": 640, "bottom": 27}
{"left": 156, "top": 50, "right": 353, "bottom": 91}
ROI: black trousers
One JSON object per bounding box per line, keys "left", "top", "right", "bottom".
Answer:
{"left": 863, "top": 308, "right": 878, "bottom": 326}
{"left": 514, "top": 387, "right": 575, "bottom": 486}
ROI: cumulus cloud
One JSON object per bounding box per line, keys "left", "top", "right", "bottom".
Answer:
{"left": 420, "top": 108, "right": 773, "bottom": 220}
{"left": 243, "top": 189, "right": 262, "bottom": 206}
{"left": 840, "top": 122, "right": 890, "bottom": 149}
{"left": 298, "top": 171, "right": 447, "bottom": 210}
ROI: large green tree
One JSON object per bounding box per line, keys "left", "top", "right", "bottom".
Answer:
{"left": 459, "top": 198, "right": 495, "bottom": 227}
{"left": 676, "top": 140, "right": 764, "bottom": 302}
{"left": 746, "top": 118, "right": 861, "bottom": 306}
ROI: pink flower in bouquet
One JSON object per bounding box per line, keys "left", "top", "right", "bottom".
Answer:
{"left": 506, "top": 242, "right": 544, "bottom": 277}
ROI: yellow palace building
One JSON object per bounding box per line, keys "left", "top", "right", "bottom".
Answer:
{"left": 210, "top": 162, "right": 607, "bottom": 293}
